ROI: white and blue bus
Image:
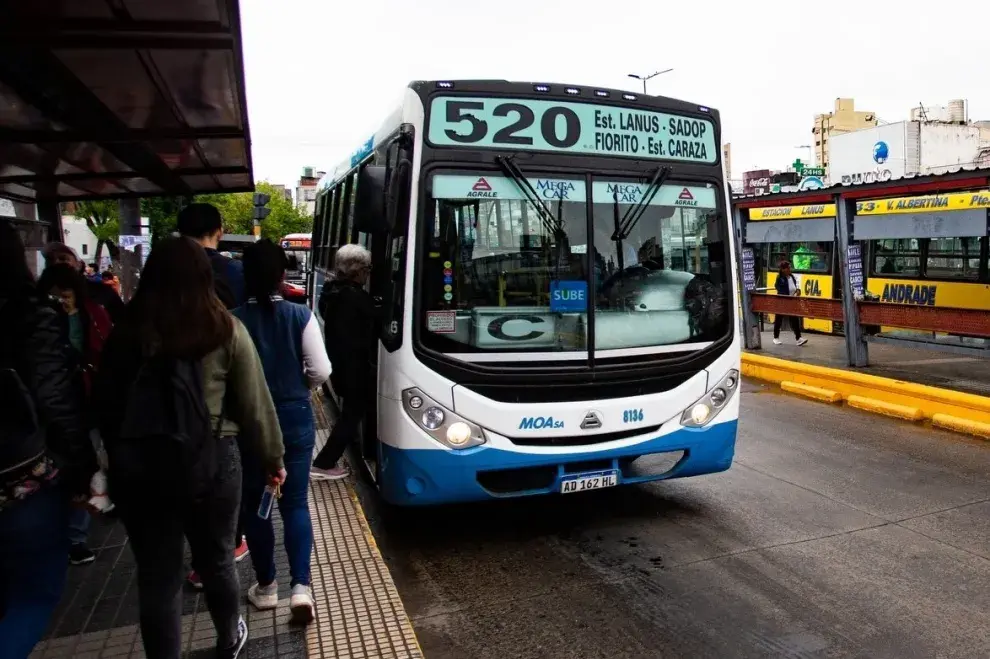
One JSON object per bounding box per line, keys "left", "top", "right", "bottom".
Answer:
{"left": 310, "top": 80, "right": 740, "bottom": 506}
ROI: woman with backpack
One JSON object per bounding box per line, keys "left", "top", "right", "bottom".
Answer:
{"left": 37, "top": 263, "right": 114, "bottom": 566}
{"left": 0, "top": 220, "right": 99, "bottom": 659}
{"left": 233, "top": 239, "right": 330, "bottom": 624}
{"left": 94, "top": 237, "right": 286, "bottom": 659}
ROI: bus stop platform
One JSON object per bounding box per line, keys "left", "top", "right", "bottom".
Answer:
{"left": 753, "top": 330, "right": 990, "bottom": 397}
{"left": 745, "top": 331, "right": 990, "bottom": 439}
{"left": 29, "top": 431, "right": 422, "bottom": 659}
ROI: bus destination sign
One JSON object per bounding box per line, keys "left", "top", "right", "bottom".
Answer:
{"left": 428, "top": 96, "right": 717, "bottom": 164}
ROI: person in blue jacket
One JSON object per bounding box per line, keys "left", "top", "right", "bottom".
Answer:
{"left": 234, "top": 239, "right": 331, "bottom": 625}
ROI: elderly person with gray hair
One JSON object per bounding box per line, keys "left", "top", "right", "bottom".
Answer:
{"left": 312, "top": 244, "right": 377, "bottom": 480}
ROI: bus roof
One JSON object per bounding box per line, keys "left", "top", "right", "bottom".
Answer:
{"left": 281, "top": 233, "right": 311, "bottom": 240}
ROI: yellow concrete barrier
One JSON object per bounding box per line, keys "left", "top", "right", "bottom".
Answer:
{"left": 742, "top": 352, "right": 990, "bottom": 436}
{"left": 846, "top": 395, "right": 924, "bottom": 421}
{"left": 932, "top": 414, "right": 990, "bottom": 439}
{"left": 780, "top": 381, "right": 843, "bottom": 403}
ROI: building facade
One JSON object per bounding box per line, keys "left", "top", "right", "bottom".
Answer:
{"left": 829, "top": 106, "right": 990, "bottom": 186}
{"left": 812, "top": 98, "right": 878, "bottom": 171}
{"left": 295, "top": 167, "right": 326, "bottom": 216}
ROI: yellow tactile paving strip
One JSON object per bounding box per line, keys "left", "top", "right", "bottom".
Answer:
{"left": 307, "top": 430, "right": 424, "bottom": 659}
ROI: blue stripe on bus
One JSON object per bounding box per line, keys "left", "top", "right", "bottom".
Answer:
{"left": 377, "top": 419, "right": 737, "bottom": 506}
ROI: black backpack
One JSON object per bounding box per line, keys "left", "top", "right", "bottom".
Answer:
{"left": 110, "top": 356, "right": 222, "bottom": 502}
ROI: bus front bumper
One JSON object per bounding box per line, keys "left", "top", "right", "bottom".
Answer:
{"left": 377, "top": 420, "right": 737, "bottom": 506}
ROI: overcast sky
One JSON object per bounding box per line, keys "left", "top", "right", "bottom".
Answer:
{"left": 240, "top": 0, "right": 990, "bottom": 187}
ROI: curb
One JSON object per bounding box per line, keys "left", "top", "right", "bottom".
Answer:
{"left": 742, "top": 352, "right": 990, "bottom": 440}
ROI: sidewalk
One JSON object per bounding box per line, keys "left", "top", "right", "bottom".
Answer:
{"left": 755, "top": 330, "right": 990, "bottom": 397}
{"left": 30, "top": 429, "right": 423, "bottom": 659}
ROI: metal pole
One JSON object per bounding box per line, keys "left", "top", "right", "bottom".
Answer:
{"left": 118, "top": 198, "right": 142, "bottom": 302}
{"left": 835, "top": 196, "right": 868, "bottom": 366}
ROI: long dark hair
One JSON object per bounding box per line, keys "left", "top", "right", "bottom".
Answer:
{"left": 0, "top": 220, "right": 35, "bottom": 297}
{"left": 37, "top": 263, "right": 89, "bottom": 308}
{"left": 242, "top": 239, "right": 287, "bottom": 312}
{"left": 128, "top": 236, "right": 233, "bottom": 359}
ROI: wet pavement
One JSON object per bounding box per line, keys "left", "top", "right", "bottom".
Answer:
{"left": 755, "top": 330, "right": 990, "bottom": 396}
{"left": 356, "top": 380, "right": 990, "bottom": 659}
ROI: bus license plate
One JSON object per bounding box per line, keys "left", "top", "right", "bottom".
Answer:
{"left": 560, "top": 470, "right": 618, "bottom": 494}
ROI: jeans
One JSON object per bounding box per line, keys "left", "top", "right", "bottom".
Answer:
{"left": 243, "top": 401, "right": 315, "bottom": 588}
{"left": 0, "top": 485, "right": 69, "bottom": 659}
{"left": 114, "top": 438, "right": 242, "bottom": 659}
{"left": 312, "top": 393, "right": 366, "bottom": 470}
{"left": 68, "top": 508, "right": 90, "bottom": 546}
{"left": 773, "top": 314, "right": 802, "bottom": 340}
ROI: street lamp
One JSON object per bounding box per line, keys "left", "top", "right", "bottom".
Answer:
{"left": 628, "top": 69, "right": 674, "bottom": 94}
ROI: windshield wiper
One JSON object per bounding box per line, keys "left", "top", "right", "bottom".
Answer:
{"left": 495, "top": 156, "right": 563, "bottom": 238}
{"left": 611, "top": 165, "right": 671, "bottom": 241}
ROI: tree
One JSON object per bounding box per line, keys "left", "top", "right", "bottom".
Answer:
{"left": 194, "top": 182, "right": 312, "bottom": 241}
{"left": 140, "top": 196, "right": 186, "bottom": 243}
{"left": 72, "top": 200, "right": 120, "bottom": 267}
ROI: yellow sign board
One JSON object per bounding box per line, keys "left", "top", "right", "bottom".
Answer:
{"left": 856, "top": 190, "right": 990, "bottom": 216}
{"left": 866, "top": 278, "right": 990, "bottom": 310}
{"left": 748, "top": 204, "right": 836, "bottom": 221}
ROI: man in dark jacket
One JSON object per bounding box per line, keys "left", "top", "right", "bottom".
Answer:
{"left": 312, "top": 244, "right": 377, "bottom": 480}
{"left": 0, "top": 220, "right": 99, "bottom": 657}
{"left": 177, "top": 203, "right": 246, "bottom": 309}
{"left": 43, "top": 243, "right": 124, "bottom": 323}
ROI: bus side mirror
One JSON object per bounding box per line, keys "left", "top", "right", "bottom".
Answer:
{"left": 355, "top": 165, "right": 389, "bottom": 232}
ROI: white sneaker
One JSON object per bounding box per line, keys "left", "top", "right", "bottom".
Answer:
{"left": 773, "top": 338, "right": 782, "bottom": 345}
{"left": 290, "top": 584, "right": 315, "bottom": 624}
{"left": 247, "top": 582, "right": 278, "bottom": 610}
{"left": 797, "top": 338, "right": 808, "bottom": 346}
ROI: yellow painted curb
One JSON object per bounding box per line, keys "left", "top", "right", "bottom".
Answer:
{"left": 932, "top": 414, "right": 990, "bottom": 439}
{"left": 781, "top": 381, "right": 843, "bottom": 403}
{"left": 742, "top": 352, "right": 990, "bottom": 427}
{"left": 847, "top": 395, "right": 924, "bottom": 421}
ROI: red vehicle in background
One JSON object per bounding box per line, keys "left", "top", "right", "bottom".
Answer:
{"left": 280, "top": 233, "right": 311, "bottom": 305}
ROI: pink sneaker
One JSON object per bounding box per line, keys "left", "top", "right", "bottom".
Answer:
{"left": 310, "top": 465, "right": 349, "bottom": 481}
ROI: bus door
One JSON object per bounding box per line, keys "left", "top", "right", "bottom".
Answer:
{"left": 744, "top": 210, "right": 835, "bottom": 333}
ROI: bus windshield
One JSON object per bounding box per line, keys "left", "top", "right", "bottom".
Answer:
{"left": 418, "top": 169, "right": 730, "bottom": 357}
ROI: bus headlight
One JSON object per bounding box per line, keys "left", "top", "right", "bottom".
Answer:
{"left": 422, "top": 407, "right": 445, "bottom": 430}
{"left": 403, "top": 388, "right": 486, "bottom": 450}
{"left": 445, "top": 422, "right": 473, "bottom": 447}
{"left": 681, "top": 369, "right": 739, "bottom": 428}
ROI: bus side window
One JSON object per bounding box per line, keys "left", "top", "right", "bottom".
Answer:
{"left": 926, "top": 237, "right": 980, "bottom": 281}
{"left": 872, "top": 239, "right": 921, "bottom": 276}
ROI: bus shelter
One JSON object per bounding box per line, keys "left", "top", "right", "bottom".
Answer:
{"left": 0, "top": 0, "right": 254, "bottom": 242}
{"left": 733, "top": 168, "right": 990, "bottom": 366}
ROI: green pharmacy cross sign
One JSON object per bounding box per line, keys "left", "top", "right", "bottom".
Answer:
{"left": 792, "top": 159, "right": 825, "bottom": 177}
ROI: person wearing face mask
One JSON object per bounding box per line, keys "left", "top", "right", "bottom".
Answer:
{"left": 37, "top": 264, "right": 113, "bottom": 566}
{"left": 42, "top": 243, "right": 124, "bottom": 323}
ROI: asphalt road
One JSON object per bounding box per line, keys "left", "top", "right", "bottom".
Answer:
{"left": 355, "top": 380, "right": 990, "bottom": 659}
